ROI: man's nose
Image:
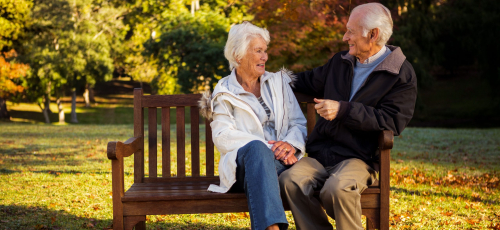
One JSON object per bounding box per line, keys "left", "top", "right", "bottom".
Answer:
{"left": 343, "top": 33, "right": 348, "bottom": 42}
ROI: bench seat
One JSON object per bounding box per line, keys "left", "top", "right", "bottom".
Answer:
{"left": 123, "top": 181, "right": 381, "bottom": 202}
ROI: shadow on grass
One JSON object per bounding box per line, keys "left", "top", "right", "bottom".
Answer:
{"left": 0, "top": 168, "right": 133, "bottom": 177}
{"left": 0, "top": 204, "right": 112, "bottom": 229}
{"left": 9, "top": 107, "right": 134, "bottom": 125}
{"left": 0, "top": 205, "right": 250, "bottom": 230}
{"left": 8, "top": 106, "right": 199, "bottom": 125}
{"left": 392, "top": 187, "right": 500, "bottom": 206}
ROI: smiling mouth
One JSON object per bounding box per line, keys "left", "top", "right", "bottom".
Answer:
{"left": 257, "top": 64, "right": 265, "bottom": 67}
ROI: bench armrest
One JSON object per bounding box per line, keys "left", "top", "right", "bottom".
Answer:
{"left": 107, "top": 136, "right": 144, "bottom": 160}
{"left": 379, "top": 130, "right": 394, "bottom": 150}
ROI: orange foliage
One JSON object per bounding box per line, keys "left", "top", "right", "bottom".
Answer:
{"left": 0, "top": 50, "right": 29, "bottom": 98}
{"left": 250, "top": 0, "right": 365, "bottom": 71}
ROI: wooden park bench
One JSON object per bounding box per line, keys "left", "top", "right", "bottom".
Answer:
{"left": 107, "top": 88, "right": 394, "bottom": 230}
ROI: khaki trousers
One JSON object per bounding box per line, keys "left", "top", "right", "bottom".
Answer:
{"left": 279, "top": 157, "right": 376, "bottom": 230}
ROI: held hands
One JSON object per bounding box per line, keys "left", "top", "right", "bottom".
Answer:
{"left": 268, "top": 140, "right": 298, "bottom": 165}
{"left": 314, "top": 98, "right": 340, "bottom": 121}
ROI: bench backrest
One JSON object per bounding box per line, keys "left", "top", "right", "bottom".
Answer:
{"left": 133, "top": 88, "right": 316, "bottom": 183}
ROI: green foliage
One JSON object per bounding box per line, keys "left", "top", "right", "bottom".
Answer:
{"left": 120, "top": 0, "right": 252, "bottom": 94}
{"left": 17, "top": 0, "right": 126, "bottom": 104}
{"left": 147, "top": 5, "right": 232, "bottom": 94}
{"left": 0, "top": 0, "right": 32, "bottom": 50}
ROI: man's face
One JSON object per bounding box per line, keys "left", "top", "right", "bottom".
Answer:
{"left": 342, "top": 12, "right": 372, "bottom": 60}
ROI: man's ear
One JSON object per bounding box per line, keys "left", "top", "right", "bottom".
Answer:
{"left": 370, "top": 28, "right": 380, "bottom": 43}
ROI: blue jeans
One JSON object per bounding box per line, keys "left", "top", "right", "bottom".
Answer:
{"left": 230, "top": 140, "right": 289, "bottom": 230}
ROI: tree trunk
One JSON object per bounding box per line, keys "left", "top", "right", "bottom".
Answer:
{"left": 83, "top": 88, "right": 90, "bottom": 107}
{"left": 57, "top": 97, "right": 65, "bottom": 124}
{"left": 38, "top": 102, "right": 50, "bottom": 124}
{"left": 45, "top": 82, "right": 53, "bottom": 114}
{"left": 71, "top": 89, "right": 78, "bottom": 123}
{"left": 0, "top": 98, "right": 10, "bottom": 120}
{"left": 89, "top": 87, "right": 95, "bottom": 103}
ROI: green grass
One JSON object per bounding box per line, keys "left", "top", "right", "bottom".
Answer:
{"left": 1, "top": 123, "right": 499, "bottom": 229}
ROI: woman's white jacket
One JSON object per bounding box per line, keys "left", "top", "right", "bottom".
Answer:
{"left": 200, "top": 69, "right": 307, "bottom": 193}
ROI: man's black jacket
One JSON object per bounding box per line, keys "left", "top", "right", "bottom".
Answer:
{"left": 294, "top": 45, "right": 417, "bottom": 167}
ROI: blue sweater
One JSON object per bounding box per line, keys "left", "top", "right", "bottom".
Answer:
{"left": 349, "top": 48, "right": 392, "bottom": 101}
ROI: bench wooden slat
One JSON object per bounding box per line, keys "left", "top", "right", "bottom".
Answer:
{"left": 142, "top": 94, "right": 201, "bottom": 107}
{"left": 122, "top": 192, "right": 246, "bottom": 202}
{"left": 191, "top": 106, "right": 200, "bottom": 177}
{"left": 161, "top": 107, "right": 171, "bottom": 178}
{"left": 123, "top": 200, "right": 249, "bottom": 216}
{"left": 141, "top": 176, "right": 219, "bottom": 184}
{"left": 148, "top": 107, "right": 157, "bottom": 178}
{"left": 205, "top": 118, "right": 214, "bottom": 176}
{"left": 134, "top": 89, "right": 145, "bottom": 183}
{"left": 176, "top": 106, "right": 186, "bottom": 178}
{"left": 306, "top": 103, "right": 316, "bottom": 136}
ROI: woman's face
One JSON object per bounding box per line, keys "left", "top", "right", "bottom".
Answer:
{"left": 238, "top": 37, "right": 268, "bottom": 78}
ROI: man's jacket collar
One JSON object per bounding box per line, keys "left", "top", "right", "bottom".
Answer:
{"left": 341, "top": 45, "right": 407, "bottom": 75}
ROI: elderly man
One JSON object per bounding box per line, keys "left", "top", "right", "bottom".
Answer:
{"left": 278, "top": 2, "right": 417, "bottom": 230}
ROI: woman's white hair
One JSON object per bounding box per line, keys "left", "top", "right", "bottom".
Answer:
{"left": 224, "top": 21, "right": 270, "bottom": 71}
{"left": 352, "top": 3, "right": 393, "bottom": 46}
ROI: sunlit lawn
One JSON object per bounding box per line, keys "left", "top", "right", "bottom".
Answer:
{"left": 1, "top": 121, "right": 499, "bottom": 229}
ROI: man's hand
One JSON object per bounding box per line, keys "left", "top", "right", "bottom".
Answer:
{"left": 268, "top": 140, "right": 295, "bottom": 162}
{"left": 314, "top": 98, "right": 340, "bottom": 121}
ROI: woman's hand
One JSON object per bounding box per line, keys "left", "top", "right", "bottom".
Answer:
{"left": 268, "top": 140, "right": 295, "bottom": 162}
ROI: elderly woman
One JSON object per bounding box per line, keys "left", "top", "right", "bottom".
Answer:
{"left": 199, "top": 22, "right": 307, "bottom": 230}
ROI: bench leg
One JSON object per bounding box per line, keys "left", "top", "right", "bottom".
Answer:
{"left": 124, "top": 216, "right": 146, "bottom": 230}
{"left": 363, "top": 209, "right": 380, "bottom": 230}
{"left": 135, "top": 219, "right": 146, "bottom": 230}
{"left": 366, "top": 216, "right": 379, "bottom": 230}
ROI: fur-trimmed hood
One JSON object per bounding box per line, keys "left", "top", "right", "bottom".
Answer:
{"left": 198, "top": 68, "right": 297, "bottom": 120}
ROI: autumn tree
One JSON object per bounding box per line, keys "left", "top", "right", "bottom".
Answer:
{"left": 0, "top": 0, "right": 32, "bottom": 119}
{"left": 249, "top": 0, "right": 365, "bottom": 72}
{"left": 0, "top": 50, "right": 28, "bottom": 119}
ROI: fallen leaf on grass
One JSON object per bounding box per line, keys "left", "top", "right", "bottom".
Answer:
{"left": 441, "top": 211, "right": 453, "bottom": 216}
{"left": 466, "top": 219, "right": 480, "bottom": 225}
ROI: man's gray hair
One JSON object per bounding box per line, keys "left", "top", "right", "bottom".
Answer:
{"left": 224, "top": 21, "right": 270, "bottom": 70}
{"left": 352, "top": 3, "right": 393, "bottom": 46}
